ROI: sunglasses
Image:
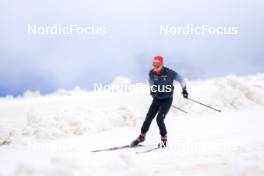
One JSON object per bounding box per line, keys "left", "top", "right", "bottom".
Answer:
{"left": 153, "top": 64, "right": 162, "bottom": 68}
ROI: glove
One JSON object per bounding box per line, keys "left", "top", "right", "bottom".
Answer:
{"left": 182, "top": 89, "right": 188, "bottom": 99}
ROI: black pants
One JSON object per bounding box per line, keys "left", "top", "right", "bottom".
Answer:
{"left": 141, "top": 98, "right": 173, "bottom": 136}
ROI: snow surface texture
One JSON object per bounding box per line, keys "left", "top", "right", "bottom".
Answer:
{"left": 0, "top": 74, "right": 264, "bottom": 176}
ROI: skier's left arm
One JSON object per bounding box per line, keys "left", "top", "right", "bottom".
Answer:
{"left": 174, "top": 72, "right": 188, "bottom": 99}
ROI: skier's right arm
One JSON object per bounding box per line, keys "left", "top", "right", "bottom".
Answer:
{"left": 148, "top": 71, "right": 154, "bottom": 96}
{"left": 148, "top": 71, "right": 154, "bottom": 85}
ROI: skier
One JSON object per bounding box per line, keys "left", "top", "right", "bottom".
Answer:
{"left": 131, "top": 56, "right": 188, "bottom": 148}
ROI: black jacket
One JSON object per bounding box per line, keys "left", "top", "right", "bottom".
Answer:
{"left": 149, "top": 67, "right": 186, "bottom": 100}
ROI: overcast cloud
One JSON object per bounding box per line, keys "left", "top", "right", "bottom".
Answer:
{"left": 0, "top": 0, "right": 264, "bottom": 96}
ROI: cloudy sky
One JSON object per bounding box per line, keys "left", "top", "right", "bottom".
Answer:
{"left": 0, "top": 0, "right": 263, "bottom": 96}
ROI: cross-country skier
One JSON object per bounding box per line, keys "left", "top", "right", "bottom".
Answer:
{"left": 130, "top": 56, "right": 188, "bottom": 148}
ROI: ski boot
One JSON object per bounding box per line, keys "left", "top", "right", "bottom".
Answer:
{"left": 130, "top": 133, "right": 145, "bottom": 147}
{"left": 158, "top": 135, "right": 167, "bottom": 148}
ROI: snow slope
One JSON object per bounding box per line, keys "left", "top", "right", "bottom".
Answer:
{"left": 0, "top": 74, "right": 264, "bottom": 176}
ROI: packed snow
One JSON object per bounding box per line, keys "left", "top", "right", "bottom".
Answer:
{"left": 0, "top": 73, "right": 264, "bottom": 176}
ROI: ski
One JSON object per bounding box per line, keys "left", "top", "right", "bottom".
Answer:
{"left": 136, "top": 147, "right": 160, "bottom": 154}
{"left": 91, "top": 144, "right": 143, "bottom": 153}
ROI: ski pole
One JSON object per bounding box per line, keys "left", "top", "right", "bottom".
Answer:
{"left": 187, "top": 98, "right": 221, "bottom": 112}
{"left": 172, "top": 105, "right": 188, "bottom": 114}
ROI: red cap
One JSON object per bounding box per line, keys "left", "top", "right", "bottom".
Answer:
{"left": 153, "top": 56, "right": 164, "bottom": 65}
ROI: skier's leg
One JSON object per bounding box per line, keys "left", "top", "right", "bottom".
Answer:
{"left": 140, "top": 98, "right": 161, "bottom": 134}
{"left": 156, "top": 98, "right": 173, "bottom": 137}
{"left": 131, "top": 99, "right": 161, "bottom": 147}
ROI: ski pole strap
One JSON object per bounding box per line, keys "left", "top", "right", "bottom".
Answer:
{"left": 172, "top": 105, "right": 188, "bottom": 114}
{"left": 187, "top": 98, "right": 221, "bottom": 112}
